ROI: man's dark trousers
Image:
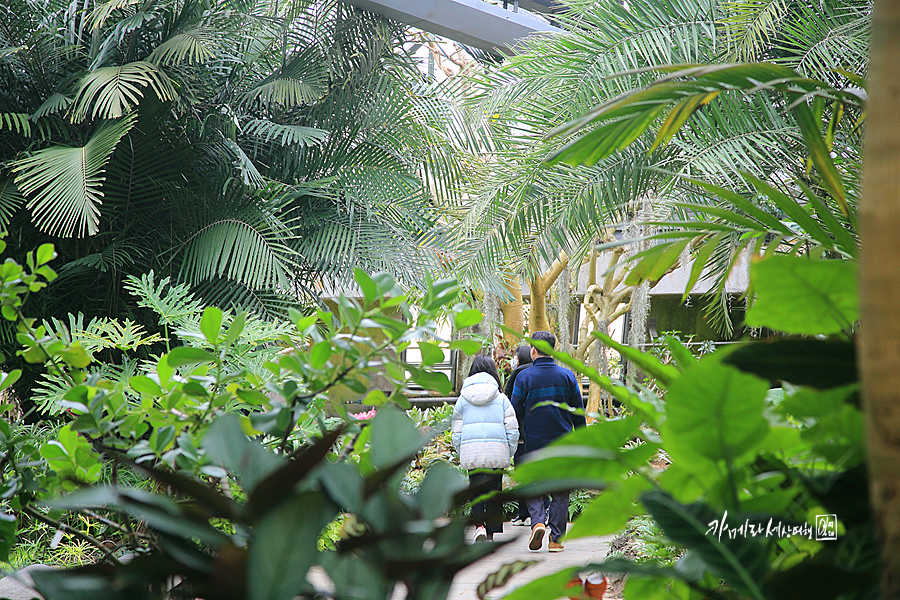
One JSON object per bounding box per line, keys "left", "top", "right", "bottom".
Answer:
{"left": 525, "top": 491, "right": 568, "bottom": 542}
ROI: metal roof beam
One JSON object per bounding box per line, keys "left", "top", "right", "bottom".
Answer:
{"left": 339, "top": 0, "right": 562, "bottom": 55}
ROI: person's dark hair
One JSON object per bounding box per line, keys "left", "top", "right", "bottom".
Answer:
{"left": 515, "top": 345, "right": 533, "bottom": 365}
{"left": 469, "top": 355, "right": 501, "bottom": 387}
{"left": 530, "top": 331, "right": 556, "bottom": 356}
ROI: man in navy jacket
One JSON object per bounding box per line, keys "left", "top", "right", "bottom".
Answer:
{"left": 510, "top": 331, "right": 586, "bottom": 552}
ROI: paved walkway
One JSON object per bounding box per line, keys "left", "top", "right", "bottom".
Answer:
{"left": 449, "top": 524, "right": 613, "bottom": 600}
{"left": 309, "top": 524, "right": 613, "bottom": 599}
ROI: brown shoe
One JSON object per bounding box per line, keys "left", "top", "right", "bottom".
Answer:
{"left": 549, "top": 540, "right": 564, "bottom": 552}
{"left": 528, "top": 523, "right": 546, "bottom": 551}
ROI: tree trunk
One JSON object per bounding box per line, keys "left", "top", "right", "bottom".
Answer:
{"left": 528, "top": 277, "right": 550, "bottom": 332}
{"left": 500, "top": 276, "right": 525, "bottom": 342}
{"left": 859, "top": 1, "right": 900, "bottom": 597}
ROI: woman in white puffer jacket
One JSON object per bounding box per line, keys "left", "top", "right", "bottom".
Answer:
{"left": 452, "top": 356, "right": 519, "bottom": 542}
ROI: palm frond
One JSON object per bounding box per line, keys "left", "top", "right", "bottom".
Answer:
{"left": 32, "top": 93, "right": 73, "bottom": 119}
{"left": 11, "top": 115, "right": 135, "bottom": 237}
{"left": 723, "top": 0, "right": 789, "bottom": 61}
{"left": 0, "top": 113, "right": 32, "bottom": 136}
{"left": 242, "top": 118, "right": 329, "bottom": 147}
{"left": 149, "top": 28, "right": 219, "bottom": 66}
{"left": 71, "top": 61, "right": 177, "bottom": 122}
{"left": 0, "top": 178, "right": 26, "bottom": 230}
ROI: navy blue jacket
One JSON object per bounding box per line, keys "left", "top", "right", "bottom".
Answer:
{"left": 510, "top": 356, "right": 586, "bottom": 452}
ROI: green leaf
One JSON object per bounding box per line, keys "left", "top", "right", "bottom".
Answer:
{"left": 792, "top": 102, "right": 848, "bottom": 217}
{"left": 129, "top": 375, "right": 162, "bottom": 397}
{"left": 309, "top": 342, "right": 331, "bottom": 369}
{"left": 448, "top": 339, "right": 482, "bottom": 355}
{"left": 57, "top": 344, "right": 91, "bottom": 368}
{"left": 418, "top": 341, "right": 444, "bottom": 366}
{"left": 454, "top": 309, "right": 483, "bottom": 329}
{"left": 167, "top": 346, "right": 217, "bottom": 367}
{"left": 0, "top": 370, "right": 21, "bottom": 392}
{"left": 200, "top": 307, "right": 223, "bottom": 345}
{"left": 367, "top": 406, "right": 425, "bottom": 470}
{"left": 415, "top": 462, "right": 467, "bottom": 520}
{"left": 722, "top": 339, "right": 856, "bottom": 389}
{"left": 662, "top": 360, "right": 769, "bottom": 465}
{"left": 225, "top": 312, "right": 247, "bottom": 346}
{"left": 567, "top": 476, "right": 650, "bottom": 539}
{"left": 409, "top": 369, "right": 452, "bottom": 395}
{"left": 354, "top": 268, "right": 377, "bottom": 304}
{"left": 0, "top": 512, "right": 15, "bottom": 563}
{"left": 36, "top": 243, "right": 56, "bottom": 266}
{"left": 641, "top": 492, "right": 768, "bottom": 599}
{"left": 249, "top": 492, "right": 338, "bottom": 600}
{"left": 203, "top": 416, "right": 284, "bottom": 490}
{"left": 746, "top": 257, "right": 858, "bottom": 335}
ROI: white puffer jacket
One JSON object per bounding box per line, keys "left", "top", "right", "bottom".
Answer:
{"left": 451, "top": 372, "right": 519, "bottom": 470}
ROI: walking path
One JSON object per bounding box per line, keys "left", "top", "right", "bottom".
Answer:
{"left": 449, "top": 524, "right": 614, "bottom": 600}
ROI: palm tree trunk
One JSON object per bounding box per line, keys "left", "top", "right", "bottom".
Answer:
{"left": 501, "top": 275, "right": 525, "bottom": 341}
{"left": 859, "top": 0, "right": 900, "bottom": 597}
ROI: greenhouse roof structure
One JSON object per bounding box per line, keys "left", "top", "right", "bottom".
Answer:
{"left": 339, "top": 0, "right": 562, "bottom": 55}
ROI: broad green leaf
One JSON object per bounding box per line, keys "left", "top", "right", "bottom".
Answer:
{"left": 415, "top": 462, "right": 467, "bottom": 520}
{"left": 309, "top": 342, "right": 331, "bottom": 369}
{"left": 167, "top": 346, "right": 217, "bottom": 367}
{"left": 0, "top": 512, "right": 15, "bottom": 563}
{"left": 722, "top": 339, "right": 856, "bottom": 389}
{"left": 454, "top": 309, "right": 482, "bottom": 329}
{"left": 641, "top": 492, "right": 768, "bottom": 600}
{"left": 0, "top": 370, "right": 21, "bottom": 392}
{"left": 663, "top": 360, "right": 769, "bottom": 465}
{"left": 200, "top": 307, "right": 223, "bottom": 345}
{"left": 203, "top": 416, "right": 284, "bottom": 490}
{"left": 129, "top": 375, "right": 162, "bottom": 397}
{"left": 418, "top": 341, "right": 444, "bottom": 366}
{"left": 367, "top": 406, "right": 425, "bottom": 470}
{"left": 36, "top": 243, "right": 56, "bottom": 266}
{"left": 567, "top": 476, "right": 650, "bottom": 539}
{"left": 225, "top": 312, "right": 247, "bottom": 346}
{"left": 354, "top": 268, "right": 377, "bottom": 304}
{"left": 746, "top": 257, "right": 858, "bottom": 335}
{"left": 448, "top": 339, "right": 482, "bottom": 355}
{"left": 409, "top": 369, "right": 452, "bottom": 395}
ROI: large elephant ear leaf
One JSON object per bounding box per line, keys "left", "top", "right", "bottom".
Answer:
{"left": 11, "top": 115, "right": 135, "bottom": 237}
{"left": 71, "top": 61, "right": 176, "bottom": 122}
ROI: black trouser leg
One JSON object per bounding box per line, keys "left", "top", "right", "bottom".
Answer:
{"left": 468, "top": 469, "right": 504, "bottom": 536}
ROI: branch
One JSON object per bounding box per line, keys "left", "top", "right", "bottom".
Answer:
{"left": 541, "top": 250, "right": 569, "bottom": 290}
{"left": 23, "top": 505, "right": 121, "bottom": 566}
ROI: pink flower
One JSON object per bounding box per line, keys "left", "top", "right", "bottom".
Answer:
{"left": 351, "top": 408, "right": 377, "bottom": 420}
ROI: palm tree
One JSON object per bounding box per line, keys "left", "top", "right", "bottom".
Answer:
{"left": 0, "top": 0, "right": 472, "bottom": 408}
{"left": 446, "top": 0, "right": 867, "bottom": 334}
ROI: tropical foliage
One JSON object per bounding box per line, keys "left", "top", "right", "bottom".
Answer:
{"left": 445, "top": 0, "right": 868, "bottom": 325}
{"left": 0, "top": 241, "right": 497, "bottom": 599}
{"left": 0, "top": 0, "right": 471, "bottom": 330}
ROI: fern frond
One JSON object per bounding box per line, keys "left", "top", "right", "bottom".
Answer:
{"left": 123, "top": 271, "right": 205, "bottom": 326}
